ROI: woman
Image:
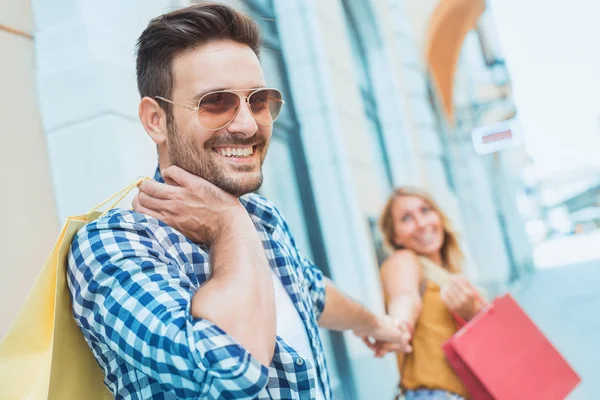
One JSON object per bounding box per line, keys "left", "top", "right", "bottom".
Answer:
{"left": 378, "top": 187, "right": 485, "bottom": 400}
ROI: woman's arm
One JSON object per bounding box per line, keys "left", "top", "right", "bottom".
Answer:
{"left": 380, "top": 250, "right": 423, "bottom": 331}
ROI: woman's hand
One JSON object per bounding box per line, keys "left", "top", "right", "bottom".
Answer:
{"left": 440, "top": 275, "right": 483, "bottom": 321}
{"left": 358, "top": 317, "right": 413, "bottom": 357}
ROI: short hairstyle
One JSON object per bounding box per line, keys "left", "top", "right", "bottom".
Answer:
{"left": 135, "top": 2, "right": 262, "bottom": 115}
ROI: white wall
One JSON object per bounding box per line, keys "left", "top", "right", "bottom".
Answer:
{"left": 1, "top": 0, "right": 61, "bottom": 338}
{"left": 32, "top": 0, "right": 171, "bottom": 221}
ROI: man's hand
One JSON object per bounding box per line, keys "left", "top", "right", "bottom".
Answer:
{"left": 134, "top": 165, "right": 276, "bottom": 367}
{"left": 354, "top": 315, "right": 412, "bottom": 358}
{"left": 440, "top": 275, "right": 482, "bottom": 321}
{"left": 319, "top": 282, "right": 413, "bottom": 358}
{"left": 132, "top": 165, "right": 248, "bottom": 244}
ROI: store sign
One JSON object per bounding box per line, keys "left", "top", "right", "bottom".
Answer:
{"left": 471, "top": 118, "right": 523, "bottom": 154}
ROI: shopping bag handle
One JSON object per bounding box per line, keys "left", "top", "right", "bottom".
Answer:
{"left": 87, "top": 176, "right": 150, "bottom": 217}
{"left": 452, "top": 311, "right": 468, "bottom": 328}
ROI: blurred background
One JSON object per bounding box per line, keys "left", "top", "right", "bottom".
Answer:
{"left": 1, "top": 0, "right": 598, "bottom": 398}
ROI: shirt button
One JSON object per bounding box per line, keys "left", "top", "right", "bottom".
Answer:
{"left": 295, "top": 358, "right": 305, "bottom": 366}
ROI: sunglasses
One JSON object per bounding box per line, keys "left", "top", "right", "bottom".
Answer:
{"left": 155, "top": 88, "right": 285, "bottom": 131}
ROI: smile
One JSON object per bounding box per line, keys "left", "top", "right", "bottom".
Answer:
{"left": 414, "top": 231, "right": 438, "bottom": 245}
{"left": 213, "top": 145, "right": 255, "bottom": 158}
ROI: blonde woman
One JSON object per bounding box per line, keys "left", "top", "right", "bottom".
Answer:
{"left": 378, "top": 188, "right": 485, "bottom": 400}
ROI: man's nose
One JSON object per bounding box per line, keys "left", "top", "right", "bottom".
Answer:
{"left": 226, "top": 98, "right": 258, "bottom": 138}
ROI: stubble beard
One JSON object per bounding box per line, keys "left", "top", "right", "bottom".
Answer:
{"left": 166, "top": 120, "right": 266, "bottom": 197}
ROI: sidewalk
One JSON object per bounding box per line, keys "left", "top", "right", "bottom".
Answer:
{"left": 512, "top": 235, "right": 600, "bottom": 399}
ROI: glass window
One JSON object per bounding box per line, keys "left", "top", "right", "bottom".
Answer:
{"left": 342, "top": 0, "right": 393, "bottom": 191}
{"left": 427, "top": 81, "right": 457, "bottom": 192}
{"left": 261, "top": 137, "right": 313, "bottom": 258}
{"left": 244, "top": 1, "right": 349, "bottom": 396}
{"left": 233, "top": 1, "right": 315, "bottom": 260}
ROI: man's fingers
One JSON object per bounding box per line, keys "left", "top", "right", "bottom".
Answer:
{"left": 360, "top": 336, "right": 393, "bottom": 358}
{"left": 132, "top": 194, "right": 140, "bottom": 211}
{"left": 162, "top": 165, "right": 196, "bottom": 188}
{"left": 163, "top": 174, "right": 179, "bottom": 187}
{"left": 137, "top": 191, "right": 170, "bottom": 213}
{"left": 361, "top": 336, "right": 379, "bottom": 352}
{"left": 375, "top": 348, "right": 388, "bottom": 358}
{"left": 139, "top": 179, "right": 174, "bottom": 200}
{"left": 133, "top": 195, "right": 164, "bottom": 222}
{"left": 372, "top": 340, "right": 412, "bottom": 356}
{"left": 376, "top": 329, "right": 405, "bottom": 344}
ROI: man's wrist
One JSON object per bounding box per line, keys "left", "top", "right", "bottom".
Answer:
{"left": 354, "top": 307, "right": 380, "bottom": 336}
{"left": 213, "top": 205, "right": 252, "bottom": 244}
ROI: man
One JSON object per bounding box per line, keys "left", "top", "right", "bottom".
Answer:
{"left": 68, "top": 3, "right": 411, "bottom": 399}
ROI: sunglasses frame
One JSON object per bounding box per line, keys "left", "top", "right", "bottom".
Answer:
{"left": 155, "top": 88, "right": 285, "bottom": 131}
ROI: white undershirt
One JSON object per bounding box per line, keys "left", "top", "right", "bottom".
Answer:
{"left": 270, "top": 269, "right": 326, "bottom": 400}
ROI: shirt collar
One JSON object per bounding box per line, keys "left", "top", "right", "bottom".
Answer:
{"left": 153, "top": 166, "right": 278, "bottom": 233}
{"left": 153, "top": 167, "right": 165, "bottom": 184}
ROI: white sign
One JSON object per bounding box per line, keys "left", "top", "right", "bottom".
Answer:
{"left": 471, "top": 118, "right": 524, "bottom": 154}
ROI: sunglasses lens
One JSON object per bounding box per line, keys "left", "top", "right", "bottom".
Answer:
{"left": 249, "top": 89, "right": 283, "bottom": 125}
{"left": 198, "top": 91, "right": 240, "bottom": 129}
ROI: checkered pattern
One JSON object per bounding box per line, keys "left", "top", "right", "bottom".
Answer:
{"left": 67, "top": 170, "right": 331, "bottom": 400}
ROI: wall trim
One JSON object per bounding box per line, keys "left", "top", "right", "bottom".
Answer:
{"left": 0, "top": 24, "right": 33, "bottom": 40}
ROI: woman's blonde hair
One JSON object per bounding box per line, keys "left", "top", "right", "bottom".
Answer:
{"left": 379, "top": 187, "right": 464, "bottom": 273}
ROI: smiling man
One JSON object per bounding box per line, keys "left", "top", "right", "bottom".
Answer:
{"left": 67, "top": 3, "right": 411, "bottom": 400}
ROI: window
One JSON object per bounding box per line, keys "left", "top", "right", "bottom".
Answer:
{"left": 239, "top": 0, "right": 328, "bottom": 265}
{"left": 427, "top": 82, "right": 457, "bottom": 192}
{"left": 342, "top": 0, "right": 394, "bottom": 191}
{"left": 243, "top": 1, "right": 351, "bottom": 397}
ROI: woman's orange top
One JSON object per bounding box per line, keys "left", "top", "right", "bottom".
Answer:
{"left": 395, "top": 280, "right": 469, "bottom": 398}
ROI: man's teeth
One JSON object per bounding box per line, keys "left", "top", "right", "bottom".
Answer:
{"left": 216, "top": 147, "right": 254, "bottom": 157}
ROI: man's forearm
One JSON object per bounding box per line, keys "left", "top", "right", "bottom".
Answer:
{"left": 191, "top": 216, "right": 276, "bottom": 366}
{"left": 317, "top": 279, "right": 378, "bottom": 334}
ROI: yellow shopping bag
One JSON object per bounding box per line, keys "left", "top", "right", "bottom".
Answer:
{"left": 0, "top": 178, "right": 147, "bottom": 400}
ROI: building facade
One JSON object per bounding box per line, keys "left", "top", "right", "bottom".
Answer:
{"left": 2, "top": 0, "right": 532, "bottom": 397}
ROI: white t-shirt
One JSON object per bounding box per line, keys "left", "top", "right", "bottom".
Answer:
{"left": 270, "top": 269, "right": 326, "bottom": 400}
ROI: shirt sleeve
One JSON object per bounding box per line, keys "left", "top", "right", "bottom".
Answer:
{"left": 67, "top": 214, "right": 269, "bottom": 399}
{"left": 297, "top": 253, "right": 327, "bottom": 320}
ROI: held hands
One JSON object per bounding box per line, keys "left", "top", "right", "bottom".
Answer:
{"left": 355, "top": 315, "right": 413, "bottom": 358}
{"left": 132, "top": 165, "right": 247, "bottom": 244}
{"left": 440, "top": 275, "right": 482, "bottom": 321}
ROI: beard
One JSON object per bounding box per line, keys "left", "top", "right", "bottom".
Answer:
{"left": 166, "top": 119, "right": 267, "bottom": 197}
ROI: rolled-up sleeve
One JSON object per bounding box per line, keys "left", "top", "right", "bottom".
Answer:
{"left": 67, "top": 217, "right": 268, "bottom": 399}
{"left": 298, "top": 254, "right": 326, "bottom": 320}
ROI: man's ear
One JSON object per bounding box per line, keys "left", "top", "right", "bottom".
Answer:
{"left": 139, "top": 97, "right": 168, "bottom": 145}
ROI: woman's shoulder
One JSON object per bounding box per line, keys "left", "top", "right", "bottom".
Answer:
{"left": 386, "top": 248, "right": 421, "bottom": 263}
{"left": 381, "top": 249, "right": 422, "bottom": 272}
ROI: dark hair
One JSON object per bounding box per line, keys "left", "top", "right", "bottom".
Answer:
{"left": 135, "top": 2, "right": 262, "bottom": 115}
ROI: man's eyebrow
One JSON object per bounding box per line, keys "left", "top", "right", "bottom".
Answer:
{"left": 191, "top": 88, "right": 227, "bottom": 102}
{"left": 191, "top": 85, "right": 268, "bottom": 102}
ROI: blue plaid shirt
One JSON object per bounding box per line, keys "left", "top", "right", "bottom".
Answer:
{"left": 67, "top": 171, "right": 332, "bottom": 399}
